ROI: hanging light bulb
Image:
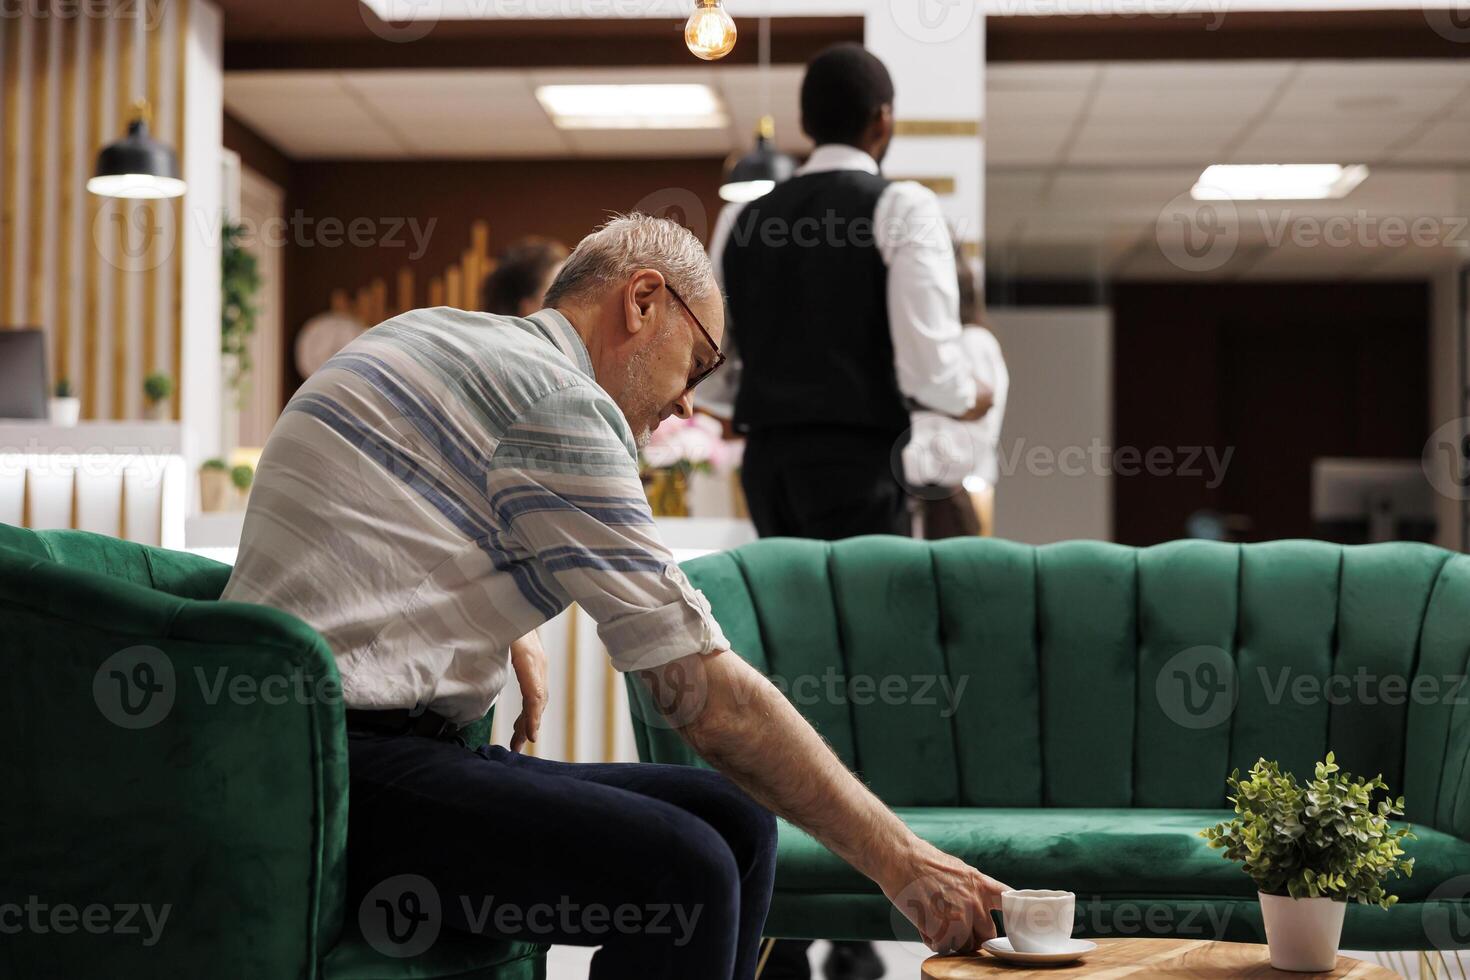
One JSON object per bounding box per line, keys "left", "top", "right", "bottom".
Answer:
{"left": 685, "top": 0, "right": 736, "bottom": 61}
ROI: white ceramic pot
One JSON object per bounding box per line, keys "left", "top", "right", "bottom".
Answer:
{"left": 48, "top": 397, "right": 80, "bottom": 426}
{"left": 1259, "top": 892, "right": 1346, "bottom": 972}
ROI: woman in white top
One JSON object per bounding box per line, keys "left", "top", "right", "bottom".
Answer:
{"left": 902, "top": 246, "right": 1010, "bottom": 537}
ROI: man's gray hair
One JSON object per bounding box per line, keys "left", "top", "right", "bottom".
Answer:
{"left": 544, "top": 213, "right": 717, "bottom": 308}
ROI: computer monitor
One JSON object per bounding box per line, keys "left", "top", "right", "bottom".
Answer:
{"left": 1311, "top": 458, "right": 1437, "bottom": 544}
{"left": 0, "top": 329, "right": 48, "bottom": 420}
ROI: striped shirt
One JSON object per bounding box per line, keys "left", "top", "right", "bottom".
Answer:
{"left": 222, "top": 306, "right": 728, "bottom": 726}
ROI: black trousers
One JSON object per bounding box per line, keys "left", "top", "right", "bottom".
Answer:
{"left": 346, "top": 733, "right": 778, "bottom": 980}
{"left": 740, "top": 425, "right": 910, "bottom": 540}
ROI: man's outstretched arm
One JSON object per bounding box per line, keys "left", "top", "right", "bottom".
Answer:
{"left": 639, "top": 647, "right": 1009, "bottom": 954}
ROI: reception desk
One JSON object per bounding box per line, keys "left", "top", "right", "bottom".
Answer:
{"left": 0, "top": 422, "right": 188, "bottom": 548}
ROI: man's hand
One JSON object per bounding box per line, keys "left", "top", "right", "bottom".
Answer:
{"left": 640, "top": 649, "right": 1011, "bottom": 955}
{"left": 880, "top": 840, "right": 1010, "bottom": 954}
{"left": 509, "top": 630, "right": 548, "bottom": 752}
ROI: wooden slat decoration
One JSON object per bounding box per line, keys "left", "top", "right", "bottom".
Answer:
{"left": 26, "top": 15, "right": 52, "bottom": 327}
{"left": 54, "top": 15, "right": 78, "bottom": 385}
{"left": 2, "top": 3, "right": 189, "bottom": 418}
{"left": 111, "top": 12, "right": 135, "bottom": 420}
{"left": 428, "top": 276, "right": 445, "bottom": 308}
{"left": 445, "top": 264, "right": 462, "bottom": 310}
{"left": 171, "top": 0, "right": 188, "bottom": 421}
{"left": 142, "top": 4, "right": 164, "bottom": 384}
{"left": 894, "top": 119, "right": 982, "bottom": 138}
{"left": 396, "top": 266, "right": 413, "bottom": 314}
{"left": 83, "top": 12, "right": 105, "bottom": 418}
{"left": 2, "top": 18, "right": 23, "bottom": 326}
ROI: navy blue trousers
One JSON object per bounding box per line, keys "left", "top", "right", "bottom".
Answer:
{"left": 346, "top": 732, "right": 778, "bottom": 979}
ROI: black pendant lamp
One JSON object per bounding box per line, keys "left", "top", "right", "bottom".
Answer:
{"left": 720, "top": 116, "right": 794, "bottom": 203}
{"left": 88, "top": 101, "right": 185, "bottom": 200}
{"left": 719, "top": 16, "right": 793, "bottom": 204}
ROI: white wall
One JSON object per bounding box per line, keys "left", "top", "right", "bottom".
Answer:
{"left": 988, "top": 307, "right": 1113, "bottom": 544}
{"left": 179, "top": 0, "right": 223, "bottom": 495}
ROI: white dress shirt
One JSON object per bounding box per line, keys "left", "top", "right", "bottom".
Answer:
{"left": 902, "top": 324, "right": 1009, "bottom": 490}
{"left": 701, "top": 144, "right": 977, "bottom": 421}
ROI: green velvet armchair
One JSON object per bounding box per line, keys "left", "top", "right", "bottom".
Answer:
{"left": 627, "top": 536, "right": 1470, "bottom": 951}
{"left": 0, "top": 524, "right": 544, "bottom": 980}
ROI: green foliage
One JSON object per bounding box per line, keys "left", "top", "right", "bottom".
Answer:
{"left": 1201, "top": 754, "right": 1414, "bottom": 909}
{"left": 53, "top": 378, "right": 73, "bottom": 399}
{"left": 143, "top": 372, "right": 173, "bottom": 404}
{"left": 201, "top": 458, "right": 228, "bottom": 472}
{"left": 230, "top": 464, "right": 254, "bottom": 491}
{"left": 221, "top": 221, "right": 262, "bottom": 401}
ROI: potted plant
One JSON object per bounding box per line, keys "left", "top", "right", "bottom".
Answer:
{"left": 199, "top": 459, "right": 230, "bottom": 512}
{"left": 222, "top": 222, "right": 261, "bottom": 407}
{"left": 143, "top": 372, "right": 173, "bottom": 420}
{"left": 230, "top": 463, "right": 255, "bottom": 509}
{"left": 49, "top": 378, "right": 80, "bottom": 426}
{"left": 1201, "top": 753, "right": 1414, "bottom": 972}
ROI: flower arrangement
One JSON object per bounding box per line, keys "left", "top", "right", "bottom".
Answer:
{"left": 638, "top": 415, "right": 742, "bottom": 517}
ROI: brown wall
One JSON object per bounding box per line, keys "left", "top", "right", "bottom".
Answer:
{"left": 1112, "top": 281, "right": 1431, "bottom": 545}
{"left": 280, "top": 157, "right": 727, "bottom": 396}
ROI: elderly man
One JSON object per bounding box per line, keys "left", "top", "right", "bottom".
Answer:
{"left": 223, "top": 215, "right": 1007, "bottom": 979}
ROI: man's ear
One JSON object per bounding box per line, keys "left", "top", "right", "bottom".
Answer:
{"left": 624, "top": 269, "right": 665, "bottom": 337}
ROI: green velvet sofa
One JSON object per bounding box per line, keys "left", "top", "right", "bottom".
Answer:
{"left": 0, "top": 524, "right": 545, "bottom": 980}
{"left": 627, "top": 536, "right": 1470, "bottom": 951}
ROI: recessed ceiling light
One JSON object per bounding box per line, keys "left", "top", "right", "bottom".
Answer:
{"left": 1191, "top": 164, "right": 1369, "bottom": 201}
{"left": 535, "top": 84, "right": 728, "bottom": 130}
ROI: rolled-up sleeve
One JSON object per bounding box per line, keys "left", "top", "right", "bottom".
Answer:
{"left": 487, "top": 384, "right": 728, "bottom": 672}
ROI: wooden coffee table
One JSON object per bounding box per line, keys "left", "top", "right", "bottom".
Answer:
{"left": 921, "top": 938, "right": 1397, "bottom": 977}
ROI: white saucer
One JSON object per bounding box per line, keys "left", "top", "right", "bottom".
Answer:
{"left": 982, "top": 937, "right": 1097, "bottom": 964}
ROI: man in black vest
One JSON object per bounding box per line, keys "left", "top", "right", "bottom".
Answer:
{"left": 703, "top": 43, "right": 990, "bottom": 980}
{"left": 706, "top": 43, "right": 986, "bottom": 544}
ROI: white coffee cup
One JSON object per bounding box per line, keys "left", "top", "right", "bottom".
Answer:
{"left": 1001, "top": 889, "right": 1076, "bottom": 953}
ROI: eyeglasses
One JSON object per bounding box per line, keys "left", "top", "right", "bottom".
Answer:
{"left": 664, "top": 283, "right": 727, "bottom": 392}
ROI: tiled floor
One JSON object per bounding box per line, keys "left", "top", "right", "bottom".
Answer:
{"left": 544, "top": 941, "right": 1439, "bottom": 978}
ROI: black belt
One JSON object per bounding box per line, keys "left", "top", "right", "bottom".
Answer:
{"left": 345, "top": 707, "right": 462, "bottom": 740}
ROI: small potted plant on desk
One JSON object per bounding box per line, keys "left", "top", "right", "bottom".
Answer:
{"left": 230, "top": 463, "right": 255, "bottom": 510}
{"left": 199, "top": 459, "right": 229, "bottom": 512}
{"left": 1202, "top": 753, "right": 1415, "bottom": 972}
{"left": 143, "top": 372, "right": 173, "bottom": 421}
{"left": 49, "top": 379, "right": 80, "bottom": 426}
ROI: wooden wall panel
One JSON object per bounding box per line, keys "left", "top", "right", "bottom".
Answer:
{"left": 3, "top": 2, "right": 189, "bottom": 420}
